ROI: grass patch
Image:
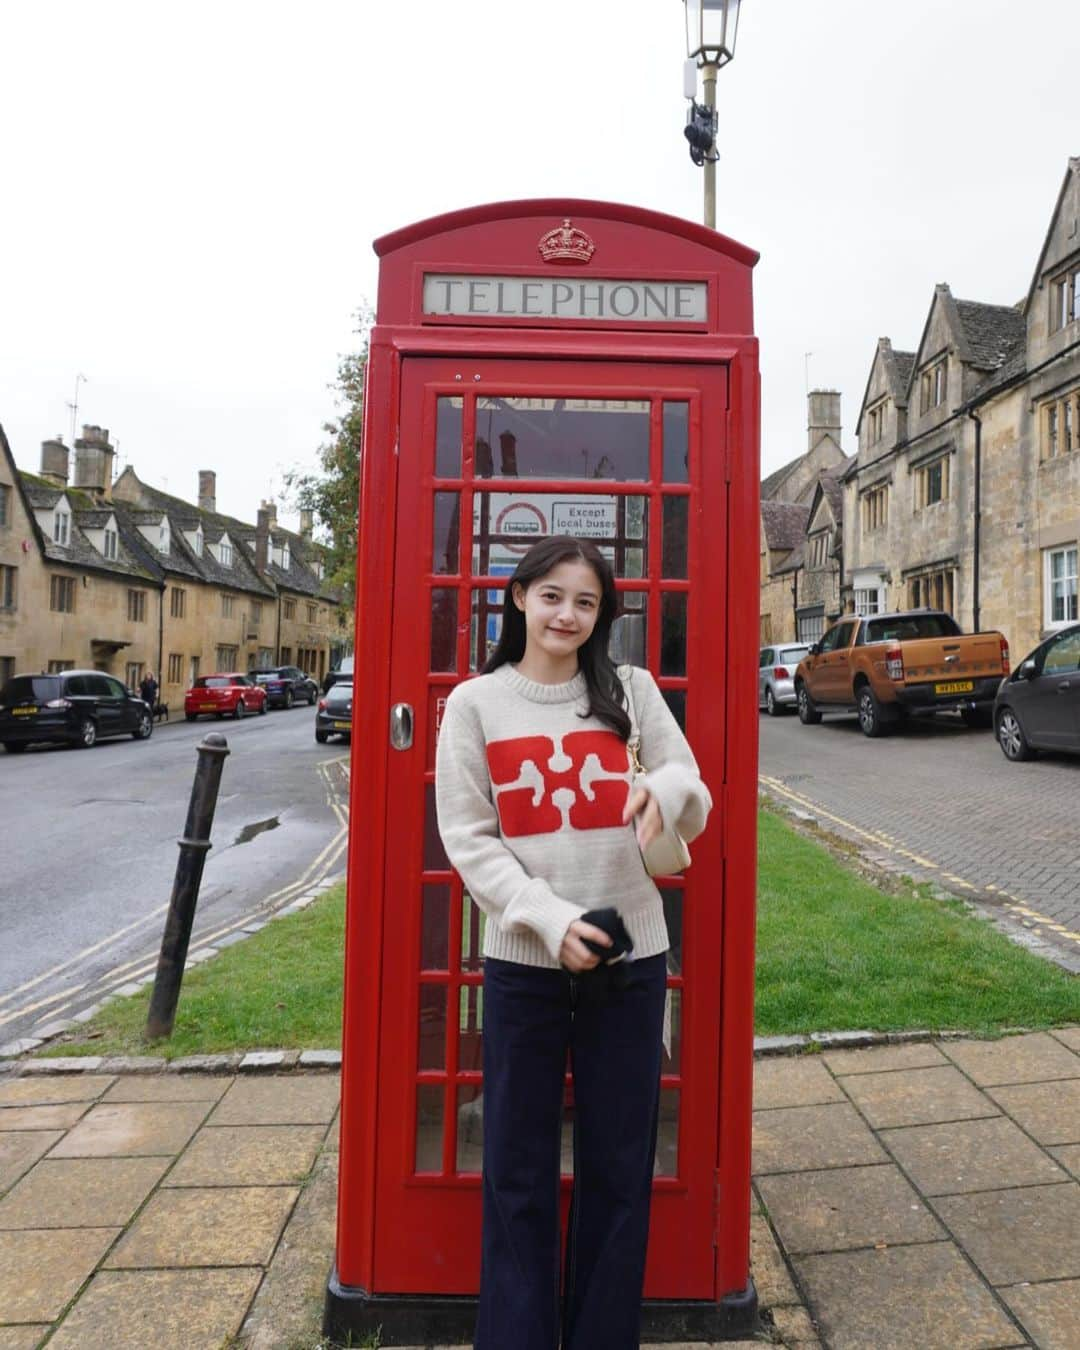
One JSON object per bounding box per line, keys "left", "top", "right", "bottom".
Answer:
{"left": 41, "top": 883, "right": 346, "bottom": 1061}
{"left": 756, "top": 808, "right": 1079, "bottom": 1035}
{"left": 41, "top": 814, "right": 1079, "bottom": 1060}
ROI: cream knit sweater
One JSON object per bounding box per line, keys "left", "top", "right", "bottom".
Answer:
{"left": 435, "top": 663, "right": 712, "bottom": 968}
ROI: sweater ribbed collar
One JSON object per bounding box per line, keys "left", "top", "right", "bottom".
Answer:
{"left": 495, "top": 663, "right": 587, "bottom": 705}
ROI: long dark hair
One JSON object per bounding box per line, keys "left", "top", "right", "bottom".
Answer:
{"left": 483, "top": 535, "right": 631, "bottom": 740}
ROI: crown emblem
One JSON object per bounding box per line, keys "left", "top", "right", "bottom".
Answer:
{"left": 538, "top": 218, "right": 596, "bottom": 265}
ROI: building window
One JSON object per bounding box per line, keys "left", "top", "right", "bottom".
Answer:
{"left": 1049, "top": 265, "right": 1080, "bottom": 333}
{"left": 216, "top": 644, "right": 238, "bottom": 669}
{"left": 170, "top": 587, "right": 186, "bottom": 618}
{"left": 127, "top": 589, "right": 146, "bottom": 622}
{"left": 915, "top": 455, "right": 950, "bottom": 508}
{"left": 796, "top": 608, "right": 826, "bottom": 644}
{"left": 861, "top": 484, "right": 888, "bottom": 532}
{"left": 919, "top": 359, "right": 947, "bottom": 413}
{"left": 50, "top": 575, "right": 76, "bottom": 613}
{"left": 189, "top": 656, "right": 200, "bottom": 685}
{"left": 257, "top": 646, "right": 274, "bottom": 668}
{"left": 866, "top": 401, "right": 887, "bottom": 447}
{"left": 281, "top": 543, "right": 291, "bottom": 570}
{"left": 0, "top": 565, "right": 16, "bottom": 611}
{"left": 280, "top": 646, "right": 292, "bottom": 664}
{"left": 1041, "top": 388, "right": 1080, "bottom": 459}
{"left": 854, "top": 586, "right": 884, "bottom": 616}
{"left": 0, "top": 483, "right": 10, "bottom": 527}
{"left": 283, "top": 598, "right": 296, "bottom": 620}
{"left": 807, "top": 532, "right": 830, "bottom": 569}
{"left": 194, "top": 526, "right": 204, "bottom": 556}
{"left": 125, "top": 661, "right": 144, "bottom": 688}
{"left": 47, "top": 659, "right": 75, "bottom": 673}
{"left": 307, "top": 601, "right": 319, "bottom": 623}
{"left": 222, "top": 594, "right": 235, "bottom": 618}
{"left": 1045, "top": 545, "right": 1078, "bottom": 627}
{"left": 167, "top": 653, "right": 184, "bottom": 684}
{"left": 908, "top": 567, "right": 955, "bottom": 614}
{"left": 53, "top": 510, "right": 70, "bottom": 546}
{"left": 251, "top": 601, "right": 262, "bottom": 624}
{"left": 0, "top": 655, "right": 13, "bottom": 687}
{"left": 159, "top": 520, "right": 170, "bottom": 554}
{"left": 219, "top": 539, "right": 233, "bottom": 566}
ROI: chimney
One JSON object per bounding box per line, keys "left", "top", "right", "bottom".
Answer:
{"left": 255, "top": 506, "right": 271, "bottom": 574}
{"left": 72, "top": 424, "right": 115, "bottom": 498}
{"left": 40, "top": 437, "right": 70, "bottom": 486}
{"left": 260, "top": 498, "right": 278, "bottom": 526}
{"left": 299, "top": 508, "right": 314, "bottom": 540}
{"left": 198, "top": 470, "right": 217, "bottom": 514}
{"left": 807, "top": 390, "right": 842, "bottom": 454}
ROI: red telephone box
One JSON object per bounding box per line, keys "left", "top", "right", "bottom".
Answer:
{"left": 325, "top": 199, "right": 760, "bottom": 1344}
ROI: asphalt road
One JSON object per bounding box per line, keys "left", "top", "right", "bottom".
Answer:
{"left": 0, "top": 704, "right": 350, "bottom": 1046}
{"left": 758, "top": 704, "right": 1080, "bottom": 974}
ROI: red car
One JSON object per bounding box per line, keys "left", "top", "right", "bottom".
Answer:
{"left": 184, "top": 672, "right": 268, "bottom": 721}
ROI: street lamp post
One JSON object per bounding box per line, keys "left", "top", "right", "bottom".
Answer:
{"left": 683, "top": 0, "right": 741, "bottom": 229}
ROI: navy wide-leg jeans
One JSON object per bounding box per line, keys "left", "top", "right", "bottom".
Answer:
{"left": 475, "top": 953, "right": 667, "bottom": 1350}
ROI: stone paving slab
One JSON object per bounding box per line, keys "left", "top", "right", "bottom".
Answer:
{"left": 820, "top": 1041, "right": 948, "bottom": 1075}
{"left": 0, "top": 1131, "right": 62, "bottom": 1194}
{"left": 0, "top": 1327, "right": 52, "bottom": 1350}
{"left": 753, "top": 1057, "right": 845, "bottom": 1110}
{"left": 101, "top": 1073, "right": 230, "bottom": 1104}
{"left": 934, "top": 1181, "right": 1080, "bottom": 1286}
{"left": 1050, "top": 1143, "right": 1080, "bottom": 1177}
{"left": 838, "top": 1065, "right": 1000, "bottom": 1129}
{"left": 880, "top": 1115, "right": 1069, "bottom": 1195}
{"left": 793, "top": 1241, "right": 1026, "bottom": 1350}
{"left": 987, "top": 1079, "right": 1080, "bottom": 1146}
{"left": 0, "top": 1074, "right": 115, "bottom": 1106}
{"left": 0, "top": 1101, "right": 92, "bottom": 1131}
{"left": 756, "top": 1163, "right": 944, "bottom": 1254}
{"left": 46, "top": 1267, "right": 264, "bottom": 1350}
{"left": 747, "top": 1213, "right": 798, "bottom": 1306}
{"left": 0, "top": 1226, "right": 119, "bottom": 1322}
{"left": 1000, "top": 1277, "right": 1080, "bottom": 1350}
{"left": 752, "top": 1102, "right": 887, "bottom": 1174}
{"left": 206, "top": 1073, "right": 340, "bottom": 1126}
{"left": 1052, "top": 1027, "right": 1080, "bottom": 1053}
{"left": 941, "top": 1032, "right": 1080, "bottom": 1085}
{"left": 163, "top": 1123, "right": 326, "bottom": 1187}
{"left": 0, "top": 1155, "right": 170, "bottom": 1229}
{"left": 48, "top": 1100, "right": 212, "bottom": 1158}
{"left": 104, "top": 1184, "right": 298, "bottom": 1268}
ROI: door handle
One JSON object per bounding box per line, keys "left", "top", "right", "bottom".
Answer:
{"left": 1056, "top": 680, "right": 1071, "bottom": 692}
{"left": 390, "top": 703, "right": 414, "bottom": 750}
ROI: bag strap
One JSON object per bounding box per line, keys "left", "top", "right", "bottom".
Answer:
{"left": 617, "top": 664, "right": 645, "bottom": 775}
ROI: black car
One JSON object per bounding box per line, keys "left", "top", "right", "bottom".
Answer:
{"left": 994, "top": 624, "right": 1080, "bottom": 761}
{"left": 0, "top": 670, "right": 154, "bottom": 752}
{"left": 315, "top": 681, "right": 353, "bottom": 743}
{"left": 322, "top": 655, "right": 354, "bottom": 695}
{"left": 249, "top": 665, "right": 318, "bottom": 709}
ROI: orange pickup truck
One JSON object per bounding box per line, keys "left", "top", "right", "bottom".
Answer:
{"left": 794, "top": 610, "right": 1010, "bottom": 737}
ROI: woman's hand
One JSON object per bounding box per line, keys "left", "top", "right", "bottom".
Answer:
{"left": 622, "top": 787, "right": 664, "bottom": 849}
{"left": 559, "top": 919, "right": 612, "bottom": 973}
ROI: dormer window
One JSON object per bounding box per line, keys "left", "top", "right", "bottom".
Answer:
{"left": 195, "top": 525, "right": 204, "bottom": 556}
{"left": 313, "top": 560, "right": 324, "bottom": 582}
{"left": 808, "top": 531, "right": 830, "bottom": 569}
{"left": 919, "top": 359, "right": 947, "bottom": 413}
{"left": 1050, "top": 263, "right": 1080, "bottom": 333}
{"left": 219, "top": 537, "right": 233, "bottom": 567}
{"left": 103, "top": 526, "right": 118, "bottom": 560}
{"left": 53, "top": 504, "right": 70, "bottom": 546}
{"left": 158, "top": 518, "right": 171, "bottom": 554}
{"left": 281, "top": 541, "right": 291, "bottom": 570}
{"left": 866, "top": 400, "right": 887, "bottom": 447}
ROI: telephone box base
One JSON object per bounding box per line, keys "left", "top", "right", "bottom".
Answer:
{"left": 324, "top": 1267, "right": 758, "bottom": 1345}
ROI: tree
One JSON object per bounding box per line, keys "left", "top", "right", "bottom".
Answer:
{"left": 284, "top": 309, "right": 371, "bottom": 600}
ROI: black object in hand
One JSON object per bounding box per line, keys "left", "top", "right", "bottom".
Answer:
{"left": 576, "top": 908, "right": 634, "bottom": 1001}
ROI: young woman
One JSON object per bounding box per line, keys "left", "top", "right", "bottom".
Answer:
{"left": 435, "top": 534, "right": 712, "bottom": 1350}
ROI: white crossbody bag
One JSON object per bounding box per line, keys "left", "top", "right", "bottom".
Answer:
{"left": 617, "top": 665, "right": 692, "bottom": 877}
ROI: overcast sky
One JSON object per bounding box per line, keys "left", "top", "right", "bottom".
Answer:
{"left": 1, "top": 1, "right": 1076, "bottom": 527}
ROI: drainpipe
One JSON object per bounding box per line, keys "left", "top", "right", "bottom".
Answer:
{"left": 157, "top": 583, "right": 165, "bottom": 687}
{"left": 790, "top": 570, "right": 799, "bottom": 642}
{"left": 967, "top": 408, "right": 982, "bottom": 633}
{"left": 275, "top": 594, "right": 283, "bottom": 663}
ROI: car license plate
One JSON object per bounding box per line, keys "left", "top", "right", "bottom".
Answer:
{"left": 934, "top": 680, "right": 974, "bottom": 695}
{"left": 200, "top": 703, "right": 216, "bottom": 711}
{"left": 334, "top": 720, "right": 351, "bottom": 730}
{"left": 12, "top": 707, "right": 36, "bottom": 716}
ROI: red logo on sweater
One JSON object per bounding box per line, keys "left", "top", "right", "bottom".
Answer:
{"left": 487, "top": 731, "right": 630, "bottom": 837}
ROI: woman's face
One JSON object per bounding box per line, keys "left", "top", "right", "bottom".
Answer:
{"left": 513, "top": 559, "right": 602, "bottom": 661}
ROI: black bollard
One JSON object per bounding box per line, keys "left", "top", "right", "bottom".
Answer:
{"left": 144, "top": 732, "right": 231, "bottom": 1041}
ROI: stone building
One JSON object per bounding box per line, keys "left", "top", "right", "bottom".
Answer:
{"left": 843, "top": 156, "right": 1080, "bottom": 657}
{"left": 0, "top": 423, "right": 348, "bottom": 703}
{"left": 758, "top": 390, "right": 847, "bottom": 644}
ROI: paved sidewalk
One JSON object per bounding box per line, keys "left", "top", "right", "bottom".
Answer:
{"left": 0, "top": 1031, "right": 1077, "bottom": 1348}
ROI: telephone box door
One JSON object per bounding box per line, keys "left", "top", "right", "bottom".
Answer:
{"left": 374, "top": 355, "right": 728, "bottom": 1297}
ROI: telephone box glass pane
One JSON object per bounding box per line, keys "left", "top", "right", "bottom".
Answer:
{"left": 662, "top": 402, "right": 689, "bottom": 483}
{"left": 461, "top": 893, "right": 486, "bottom": 971}
{"left": 458, "top": 986, "right": 484, "bottom": 1070}
{"left": 661, "top": 989, "right": 682, "bottom": 1075}
{"left": 471, "top": 494, "right": 648, "bottom": 577}
{"left": 474, "top": 398, "right": 649, "bottom": 481}
{"left": 430, "top": 588, "right": 458, "bottom": 671}
{"left": 433, "top": 493, "right": 461, "bottom": 574}
{"left": 456, "top": 1084, "right": 483, "bottom": 1173}
{"left": 661, "top": 687, "right": 687, "bottom": 733}
{"left": 423, "top": 784, "right": 449, "bottom": 871}
{"left": 660, "top": 890, "right": 683, "bottom": 974}
{"left": 415, "top": 1084, "right": 444, "bottom": 1173}
{"left": 418, "top": 984, "right": 447, "bottom": 1070}
{"left": 660, "top": 592, "right": 688, "bottom": 676}
{"left": 470, "top": 587, "right": 503, "bottom": 672}
{"left": 421, "top": 885, "right": 451, "bottom": 971}
{"left": 610, "top": 600, "right": 647, "bottom": 668}
{"left": 435, "top": 397, "right": 463, "bottom": 478}
{"left": 662, "top": 496, "right": 689, "bottom": 577}
{"left": 655, "top": 1091, "right": 680, "bottom": 1176}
